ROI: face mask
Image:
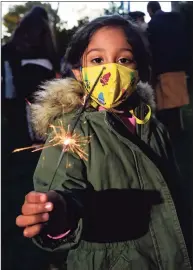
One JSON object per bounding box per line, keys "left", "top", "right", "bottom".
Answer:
{"left": 82, "top": 63, "right": 139, "bottom": 109}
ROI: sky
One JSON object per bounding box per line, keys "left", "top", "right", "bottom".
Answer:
{"left": 1, "top": 1, "right": 171, "bottom": 36}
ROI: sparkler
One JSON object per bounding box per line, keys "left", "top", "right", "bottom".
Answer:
{"left": 13, "top": 121, "right": 91, "bottom": 161}
{"left": 13, "top": 66, "right": 106, "bottom": 190}
{"left": 13, "top": 121, "right": 92, "bottom": 191}
{"left": 47, "top": 67, "right": 105, "bottom": 189}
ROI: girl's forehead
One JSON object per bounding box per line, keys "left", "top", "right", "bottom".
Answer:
{"left": 90, "top": 26, "right": 126, "bottom": 40}
{"left": 87, "top": 26, "right": 132, "bottom": 50}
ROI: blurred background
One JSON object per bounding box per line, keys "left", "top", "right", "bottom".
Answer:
{"left": 1, "top": 1, "right": 193, "bottom": 270}
{"left": 1, "top": 1, "right": 172, "bottom": 59}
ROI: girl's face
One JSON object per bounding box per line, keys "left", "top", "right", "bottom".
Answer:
{"left": 72, "top": 26, "right": 137, "bottom": 80}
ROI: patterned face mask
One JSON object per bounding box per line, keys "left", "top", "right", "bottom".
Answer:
{"left": 82, "top": 63, "right": 151, "bottom": 125}
{"left": 82, "top": 63, "right": 139, "bottom": 109}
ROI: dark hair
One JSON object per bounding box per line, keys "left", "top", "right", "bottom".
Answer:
{"left": 10, "top": 6, "right": 59, "bottom": 70}
{"left": 65, "top": 15, "right": 150, "bottom": 82}
{"left": 147, "top": 1, "right": 161, "bottom": 14}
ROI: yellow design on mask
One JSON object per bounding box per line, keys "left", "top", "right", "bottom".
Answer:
{"left": 82, "top": 63, "right": 139, "bottom": 109}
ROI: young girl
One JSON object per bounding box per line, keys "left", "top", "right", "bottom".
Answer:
{"left": 16, "top": 16, "right": 191, "bottom": 269}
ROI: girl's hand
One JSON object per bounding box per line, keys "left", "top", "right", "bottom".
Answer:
{"left": 16, "top": 191, "right": 66, "bottom": 238}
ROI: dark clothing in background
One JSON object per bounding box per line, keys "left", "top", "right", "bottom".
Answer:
{"left": 60, "top": 58, "right": 75, "bottom": 79}
{"left": 2, "top": 42, "right": 56, "bottom": 101}
{"left": 2, "top": 42, "right": 56, "bottom": 145}
{"left": 147, "top": 10, "right": 189, "bottom": 136}
{"left": 148, "top": 10, "right": 188, "bottom": 77}
{"left": 16, "top": 64, "right": 55, "bottom": 102}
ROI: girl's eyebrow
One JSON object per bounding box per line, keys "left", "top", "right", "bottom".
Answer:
{"left": 119, "top": 48, "right": 133, "bottom": 53}
{"left": 86, "top": 48, "right": 133, "bottom": 55}
{"left": 86, "top": 48, "right": 105, "bottom": 55}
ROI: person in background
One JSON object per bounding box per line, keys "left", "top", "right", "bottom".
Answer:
{"left": 128, "top": 11, "right": 147, "bottom": 32}
{"left": 147, "top": 1, "right": 189, "bottom": 138}
{"left": 128, "top": 11, "right": 150, "bottom": 58}
{"left": 2, "top": 6, "right": 60, "bottom": 145}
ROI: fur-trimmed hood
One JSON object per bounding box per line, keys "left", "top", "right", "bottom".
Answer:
{"left": 31, "top": 78, "right": 156, "bottom": 139}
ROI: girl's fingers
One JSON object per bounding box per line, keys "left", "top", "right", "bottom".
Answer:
{"left": 25, "top": 192, "right": 48, "bottom": 204}
{"left": 16, "top": 213, "right": 49, "bottom": 227}
{"left": 23, "top": 224, "right": 43, "bottom": 238}
{"left": 22, "top": 202, "right": 53, "bottom": 215}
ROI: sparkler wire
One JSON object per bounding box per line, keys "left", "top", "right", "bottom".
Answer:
{"left": 47, "top": 67, "right": 106, "bottom": 191}
{"left": 69, "top": 66, "right": 106, "bottom": 134}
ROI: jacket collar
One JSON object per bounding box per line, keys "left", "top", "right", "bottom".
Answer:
{"left": 30, "top": 78, "right": 156, "bottom": 140}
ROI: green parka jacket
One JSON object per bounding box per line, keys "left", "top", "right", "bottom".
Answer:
{"left": 31, "top": 78, "right": 191, "bottom": 270}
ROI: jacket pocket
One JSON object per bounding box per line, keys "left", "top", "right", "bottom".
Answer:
{"left": 110, "top": 255, "right": 131, "bottom": 270}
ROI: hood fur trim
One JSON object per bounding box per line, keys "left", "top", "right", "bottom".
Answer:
{"left": 31, "top": 78, "right": 84, "bottom": 139}
{"left": 136, "top": 81, "right": 156, "bottom": 112}
{"left": 31, "top": 78, "right": 156, "bottom": 139}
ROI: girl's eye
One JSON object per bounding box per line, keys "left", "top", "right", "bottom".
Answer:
{"left": 91, "top": 58, "right": 103, "bottom": 64}
{"left": 118, "top": 58, "right": 134, "bottom": 64}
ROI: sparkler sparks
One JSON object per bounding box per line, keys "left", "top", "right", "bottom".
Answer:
{"left": 13, "top": 66, "right": 104, "bottom": 190}
{"left": 13, "top": 120, "right": 91, "bottom": 161}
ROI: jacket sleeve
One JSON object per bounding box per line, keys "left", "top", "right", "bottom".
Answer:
{"left": 149, "top": 119, "right": 184, "bottom": 204}
{"left": 161, "top": 125, "right": 191, "bottom": 250}
{"left": 32, "top": 126, "right": 91, "bottom": 252}
{"left": 150, "top": 120, "right": 191, "bottom": 246}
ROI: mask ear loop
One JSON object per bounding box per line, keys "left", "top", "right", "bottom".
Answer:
{"left": 129, "top": 104, "right": 152, "bottom": 125}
